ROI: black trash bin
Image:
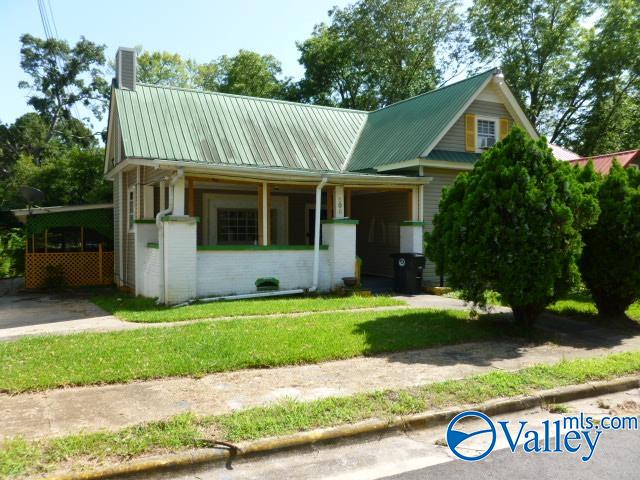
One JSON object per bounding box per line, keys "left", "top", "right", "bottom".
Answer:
{"left": 390, "top": 253, "right": 425, "bottom": 294}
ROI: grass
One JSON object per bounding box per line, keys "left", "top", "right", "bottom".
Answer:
{"left": 547, "top": 292, "right": 640, "bottom": 324}
{"left": 0, "top": 308, "right": 521, "bottom": 393}
{"left": 3, "top": 351, "right": 640, "bottom": 478}
{"left": 91, "top": 293, "right": 405, "bottom": 323}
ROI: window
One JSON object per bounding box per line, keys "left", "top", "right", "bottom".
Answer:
{"left": 218, "top": 209, "right": 258, "bottom": 244}
{"left": 477, "top": 119, "right": 497, "bottom": 149}
{"left": 128, "top": 187, "right": 136, "bottom": 232}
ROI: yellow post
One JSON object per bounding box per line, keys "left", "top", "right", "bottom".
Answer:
{"left": 44, "top": 229, "right": 48, "bottom": 253}
{"left": 80, "top": 227, "right": 84, "bottom": 252}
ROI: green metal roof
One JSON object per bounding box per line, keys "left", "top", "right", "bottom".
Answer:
{"left": 346, "top": 69, "right": 495, "bottom": 171}
{"left": 112, "top": 69, "right": 497, "bottom": 174}
{"left": 424, "top": 150, "right": 480, "bottom": 164}
{"left": 115, "top": 84, "right": 367, "bottom": 172}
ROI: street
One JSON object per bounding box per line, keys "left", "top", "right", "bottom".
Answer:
{"left": 132, "top": 388, "right": 640, "bottom": 480}
{"left": 383, "top": 429, "right": 639, "bottom": 480}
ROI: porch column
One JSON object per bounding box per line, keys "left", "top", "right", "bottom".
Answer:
{"left": 161, "top": 216, "right": 197, "bottom": 304}
{"left": 322, "top": 218, "right": 358, "bottom": 290}
{"left": 258, "top": 182, "right": 270, "bottom": 245}
{"left": 173, "top": 175, "right": 186, "bottom": 216}
{"left": 400, "top": 187, "right": 424, "bottom": 253}
{"left": 134, "top": 221, "right": 159, "bottom": 296}
{"left": 333, "top": 185, "right": 345, "bottom": 219}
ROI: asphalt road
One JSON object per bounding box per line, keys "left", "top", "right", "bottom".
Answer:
{"left": 382, "top": 429, "right": 640, "bottom": 480}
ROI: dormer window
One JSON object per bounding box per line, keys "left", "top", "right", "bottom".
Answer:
{"left": 477, "top": 119, "right": 497, "bottom": 150}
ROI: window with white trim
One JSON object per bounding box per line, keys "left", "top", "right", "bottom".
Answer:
{"left": 477, "top": 119, "right": 497, "bottom": 150}
{"left": 218, "top": 208, "right": 258, "bottom": 244}
{"left": 127, "top": 186, "right": 136, "bottom": 232}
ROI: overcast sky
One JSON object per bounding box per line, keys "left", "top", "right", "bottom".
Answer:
{"left": 0, "top": 0, "right": 352, "bottom": 126}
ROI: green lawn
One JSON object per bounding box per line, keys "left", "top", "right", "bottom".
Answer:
{"left": 0, "top": 309, "right": 521, "bottom": 393}
{"left": 547, "top": 292, "right": 640, "bottom": 324}
{"left": 92, "top": 293, "right": 405, "bottom": 323}
{"left": 3, "top": 351, "right": 640, "bottom": 478}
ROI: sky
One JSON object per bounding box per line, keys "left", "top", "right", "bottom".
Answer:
{"left": 0, "top": 0, "right": 351, "bottom": 126}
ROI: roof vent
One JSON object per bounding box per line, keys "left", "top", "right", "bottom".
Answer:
{"left": 116, "top": 47, "right": 136, "bottom": 90}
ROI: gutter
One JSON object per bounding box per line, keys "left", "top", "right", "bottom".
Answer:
{"left": 106, "top": 158, "right": 430, "bottom": 186}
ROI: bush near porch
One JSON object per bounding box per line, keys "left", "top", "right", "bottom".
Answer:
{"left": 0, "top": 308, "right": 525, "bottom": 393}
{"left": 91, "top": 293, "right": 405, "bottom": 323}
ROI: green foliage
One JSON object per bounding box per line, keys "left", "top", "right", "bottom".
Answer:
{"left": 0, "top": 229, "right": 25, "bottom": 278}
{"left": 469, "top": 0, "right": 593, "bottom": 141}
{"left": 134, "top": 47, "right": 289, "bottom": 99}
{"left": 579, "top": 161, "right": 640, "bottom": 317}
{"left": 297, "top": 0, "right": 464, "bottom": 109}
{"left": 18, "top": 34, "right": 109, "bottom": 148}
{"left": 425, "top": 127, "right": 599, "bottom": 326}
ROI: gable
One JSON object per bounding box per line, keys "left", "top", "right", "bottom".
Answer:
{"left": 430, "top": 99, "right": 513, "bottom": 154}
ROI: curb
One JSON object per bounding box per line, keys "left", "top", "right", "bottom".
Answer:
{"left": 44, "top": 375, "right": 640, "bottom": 480}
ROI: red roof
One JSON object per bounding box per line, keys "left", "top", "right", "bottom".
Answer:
{"left": 550, "top": 144, "right": 581, "bottom": 161}
{"left": 569, "top": 149, "right": 640, "bottom": 174}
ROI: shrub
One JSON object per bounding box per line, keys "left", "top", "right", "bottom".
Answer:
{"left": 0, "top": 228, "right": 25, "bottom": 278}
{"left": 425, "top": 127, "right": 598, "bottom": 327}
{"left": 579, "top": 161, "right": 640, "bottom": 317}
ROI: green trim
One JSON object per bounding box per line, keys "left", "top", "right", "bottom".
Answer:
{"left": 147, "top": 242, "right": 159, "bottom": 249}
{"left": 197, "top": 244, "right": 329, "bottom": 251}
{"left": 160, "top": 216, "right": 200, "bottom": 223}
{"left": 134, "top": 219, "right": 156, "bottom": 224}
{"left": 400, "top": 221, "right": 425, "bottom": 226}
{"left": 321, "top": 218, "right": 359, "bottom": 225}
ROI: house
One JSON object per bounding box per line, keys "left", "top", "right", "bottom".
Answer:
{"left": 11, "top": 204, "right": 114, "bottom": 288}
{"left": 104, "top": 47, "right": 538, "bottom": 304}
{"left": 568, "top": 149, "right": 640, "bottom": 174}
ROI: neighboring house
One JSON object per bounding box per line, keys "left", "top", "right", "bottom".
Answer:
{"left": 568, "top": 149, "right": 640, "bottom": 174}
{"left": 550, "top": 144, "right": 582, "bottom": 162}
{"left": 104, "top": 47, "right": 538, "bottom": 304}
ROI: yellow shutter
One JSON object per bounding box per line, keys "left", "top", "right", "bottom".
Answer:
{"left": 499, "top": 118, "right": 511, "bottom": 140}
{"left": 465, "top": 114, "right": 476, "bottom": 152}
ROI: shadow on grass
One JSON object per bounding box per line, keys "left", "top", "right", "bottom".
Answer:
{"left": 353, "top": 308, "right": 640, "bottom": 369}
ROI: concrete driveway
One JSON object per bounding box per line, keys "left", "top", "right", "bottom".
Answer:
{"left": 0, "top": 290, "right": 140, "bottom": 341}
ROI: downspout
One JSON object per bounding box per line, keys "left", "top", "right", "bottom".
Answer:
{"left": 309, "top": 176, "right": 328, "bottom": 292}
{"left": 156, "top": 167, "right": 184, "bottom": 304}
{"left": 194, "top": 175, "right": 328, "bottom": 304}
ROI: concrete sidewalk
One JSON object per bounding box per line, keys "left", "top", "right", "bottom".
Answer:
{"left": 0, "top": 292, "right": 505, "bottom": 342}
{"left": 2, "top": 315, "right": 639, "bottom": 441}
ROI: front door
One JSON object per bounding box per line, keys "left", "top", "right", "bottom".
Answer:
{"left": 306, "top": 208, "right": 327, "bottom": 245}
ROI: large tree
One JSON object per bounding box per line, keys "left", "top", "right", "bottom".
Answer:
{"left": 297, "top": 0, "right": 464, "bottom": 110}
{"left": 571, "top": 0, "right": 640, "bottom": 155}
{"left": 425, "top": 128, "right": 599, "bottom": 326}
{"left": 469, "top": 0, "right": 592, "bottom": 140}
{"left": 216, "top": 50, "right": 288, "bottom": 98}
{"left": 18, "top": 34, "right": 109, "bottom": 149}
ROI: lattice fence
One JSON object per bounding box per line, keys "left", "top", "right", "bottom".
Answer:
{"left": 25, "top": 251, "right": 114, "bottom": 288}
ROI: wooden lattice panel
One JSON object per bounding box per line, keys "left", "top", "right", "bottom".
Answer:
{"left": 25, "top": 252, "right": 114, "bottom": 288}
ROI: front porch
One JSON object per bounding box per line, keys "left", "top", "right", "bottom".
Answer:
{"left": 129, "top": 168, "right": 426, "bottom": 304}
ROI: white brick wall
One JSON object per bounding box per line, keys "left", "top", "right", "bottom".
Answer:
{"left": 196, "top": 249, "right": 331, "bottom": 297}
{"left": 140, "top": 247, "right": 160, "bottom": 298}
{"left": 134, "top": 223, "right": 159, "bottom": 296}
{"left": 322, "top": 222, "right": 357, "bottom": 288}
{"left": 162, "top": 219, "right": 197, "bottom": 303}
{"left": 400, "top": 225, "right": 424, "bottom": 253}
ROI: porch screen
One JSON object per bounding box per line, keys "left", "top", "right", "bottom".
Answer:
{"left": 218, "top": 209, "right": 258, "bottom": 244}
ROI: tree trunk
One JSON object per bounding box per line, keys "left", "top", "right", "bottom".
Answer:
{"left": 511, "top": 304, "right": 542, "bottom": 328}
